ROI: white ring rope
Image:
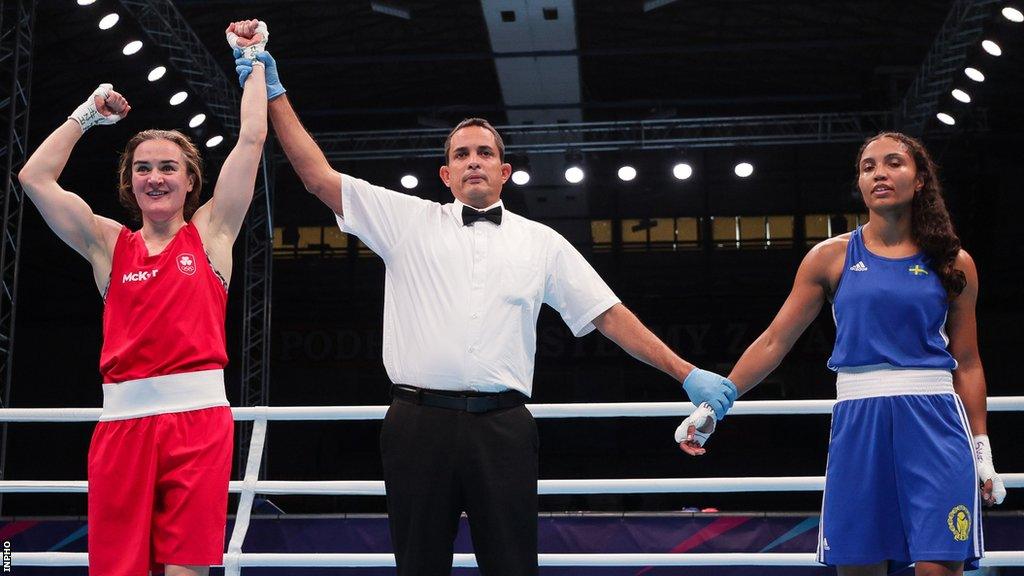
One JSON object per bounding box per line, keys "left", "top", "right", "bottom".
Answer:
{"left": 12, "top": 551, "right": 1024, "bottom": 568}
{"left": 7, "top": 397, "right": 1024, "bottom": 570}
{"left": 3, "top": 474, "right": 1023, "bottom": 495}
{"left": 1, "top": 395, "right": 1023, "bottom": 422}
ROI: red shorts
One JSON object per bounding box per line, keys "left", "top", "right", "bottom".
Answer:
{"left": 87, "top": 406, "right": 233, "bottom": 575}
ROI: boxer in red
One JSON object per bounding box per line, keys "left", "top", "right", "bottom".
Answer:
{"left": 17, "top": 20, "right": 269, "bottom": 576}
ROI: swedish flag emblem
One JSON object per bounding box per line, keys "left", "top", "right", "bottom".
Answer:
{"left": 947, "top": 505, "right": 970, "bottom": 541}
{"left": 908, "top": 264, "right": 929, "bottom": 276}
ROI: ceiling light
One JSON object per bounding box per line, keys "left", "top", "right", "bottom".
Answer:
{"left": 205, "top": 135, "right": 224, "bottom": 148}
{"left": 1003, "top": 6, "right": 1024, "bottom": 22}
{"left": 617, "top": 166, "right": 637, "bottom": 182}
{"left": 672, "top": 162, "right": 693, "bottom": 180}
{"left": 77, "top": 0, "right": 97, "bottom": 5}
{"left": 964, "top": 67, "right": 985, "bottom": 82}
{"left": 734, "top": 162, "right": 754, "bottom": 178}
{"left": 169, "top": 91, "right": 188, "bottom": 106}
{"left": 122, "top": 40, "right": 143, "bottom": 56}
{"left": 98, "top": 13, "right": 119, "bottom": 30}
{"left": 147, "top": 66, "right": 166, "bottom": 82}
{"left": 981, "top": 39, "right": 1002, "bottom": 56}
{"left": 936, "top": 112, "right": 956, "bottom": 126}
{"left": 564, "top": 166, "right": 584, "bottom": 184}
{"left": 189, "top": 113, "right": 207, "bottom": 128}
{"left": 400, "top": 175, "right": 418, "bottom": 189}
{"left": 951, "top": 89, "right": 971, "bottom": 103}
{"left": 511, "top": 170, "right": 530, "bottom": 185}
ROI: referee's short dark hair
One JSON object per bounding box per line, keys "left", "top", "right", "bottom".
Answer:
{"left": 444, "top": 118, "right": 505, "bottom": 163}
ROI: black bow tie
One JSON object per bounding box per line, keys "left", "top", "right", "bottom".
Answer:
{"left": 462, "top": 205, "right": 502, "bottom": 226}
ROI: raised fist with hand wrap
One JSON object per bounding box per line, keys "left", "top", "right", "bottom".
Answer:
{"left": 68, "top": 84, "right": 130, "bottom": 132}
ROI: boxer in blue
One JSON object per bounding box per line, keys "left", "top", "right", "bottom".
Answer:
{"left": 676, "top": 132, "right": 1005, "bottom": 576}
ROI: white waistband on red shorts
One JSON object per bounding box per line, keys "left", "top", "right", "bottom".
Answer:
{"left": 835, "top": 363, "right": 954, "bottom": 402}
{"left": 100, "top": 369, "right": 229, "bottom": 421}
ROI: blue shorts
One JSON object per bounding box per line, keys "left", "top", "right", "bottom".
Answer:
{"left": 817, "top": 384, "right": 982, "bottom": 571}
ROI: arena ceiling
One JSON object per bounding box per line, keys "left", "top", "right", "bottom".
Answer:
{"left": 21, "top": 0, "right": 1024, "bottom": 224}
{"left": 31, "top": 1, "right": 1024, "bottom": 137}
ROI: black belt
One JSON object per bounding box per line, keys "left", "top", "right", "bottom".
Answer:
{"left": 391, "top": 385, "right": 527, "bottom": 413}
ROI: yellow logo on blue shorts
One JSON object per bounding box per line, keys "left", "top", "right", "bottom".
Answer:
{"left": 947, "top": 505, "right": 970, "bottom": 541}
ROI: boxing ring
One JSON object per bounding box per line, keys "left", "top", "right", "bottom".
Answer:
{"left": 3, "top": 397, "right": 1023, "bottom": 573}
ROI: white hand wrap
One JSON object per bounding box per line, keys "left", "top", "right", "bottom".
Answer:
{"left": 68, "top": 84, "right": 122, "bottom": 132}
{"left": 226, "top": 20, "right": 269, "bottom": 60}
{"left": 674, "top": 402, "right": 717, "bottom": 446}
{"left": 974, "top": 434, "right": 1006, "bottom": 505}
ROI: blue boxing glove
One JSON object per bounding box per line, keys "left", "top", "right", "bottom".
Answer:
{"left": 233, "top": 49, "right": 286, "bottom": 100}
{"left": 682, "top": 368, "right": 738, "bottom": 419}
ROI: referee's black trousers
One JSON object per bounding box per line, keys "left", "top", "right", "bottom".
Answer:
{"left": 381, "top": 395, "right": 539, "bottom": 576}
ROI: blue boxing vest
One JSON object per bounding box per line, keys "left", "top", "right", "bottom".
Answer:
{"left": 827, "top": 226, "right": 957, "bottom": 371}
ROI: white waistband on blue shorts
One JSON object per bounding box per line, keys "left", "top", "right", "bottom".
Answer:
{"left": 835, "top": 363, "right": 954, "bottom": 402}
{"left": 100, "top": 369, "right": 229, "bottom": 421}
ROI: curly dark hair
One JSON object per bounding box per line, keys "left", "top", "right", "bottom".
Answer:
{"left": 856, "top": 132, "right": 965, "bottom": 299}
{"left": 117, "top": 129, "right": 204, "bottom": 223}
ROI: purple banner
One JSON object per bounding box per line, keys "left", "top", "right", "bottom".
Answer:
{"left": 3, "top": 513, "right": 1021, "bottom": 575}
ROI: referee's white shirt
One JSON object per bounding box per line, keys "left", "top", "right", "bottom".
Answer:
{"left": 336, "top": 175, "right": 621, "bottom": 397}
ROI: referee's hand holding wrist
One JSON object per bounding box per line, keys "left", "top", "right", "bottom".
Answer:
{"left": 681, "top": 368, "right": 737, "bottom": 419}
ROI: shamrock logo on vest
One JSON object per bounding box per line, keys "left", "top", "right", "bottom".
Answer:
{"left": 177, "top": 253, "right": 197, "bottom": 276}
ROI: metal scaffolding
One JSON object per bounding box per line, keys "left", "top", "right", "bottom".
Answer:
{"left": 0, "top": 0, "right": 35, "bottom": 499}
{"left": 116, "top": 0, "right": 273, "bottom": 476}
{"left": 312, "top": 111, "right": 895, "bottom": 161}
{"left": 897, "top": 0, "right": 1000, "bottom": 135}
{"left": 237, "top": 146, "right": 274, "bottom": 478}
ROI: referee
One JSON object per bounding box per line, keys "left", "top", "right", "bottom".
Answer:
{"left": 248, "top": 51, "right": 736, "bottom": 576}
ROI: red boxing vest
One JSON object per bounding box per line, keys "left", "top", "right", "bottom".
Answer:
{"left": 100, "top": 222, "right": 228, "bottom": 383}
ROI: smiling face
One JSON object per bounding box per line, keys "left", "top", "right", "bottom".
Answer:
{"left": 439, "top": 125, "right": 512, "bottom": 208}
{"left": 130, "top": 139, "right": 195, "bottom": 223}
{"left": 857, "top": 136, "right": 923, "bottom": 214}
{"left": 118, "top": 129, "right": 204, "bottom": 224}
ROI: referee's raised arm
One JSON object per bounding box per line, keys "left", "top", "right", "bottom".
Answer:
{"left": 228, "top": 25, "right": 343, "bottom": 215}
{"left": 269, "top": 93, "right": 343, "bottom": 215}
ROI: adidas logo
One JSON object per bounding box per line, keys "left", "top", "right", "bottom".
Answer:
{"left": 849, "top": 261, "right": 868, "bottom": 272}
